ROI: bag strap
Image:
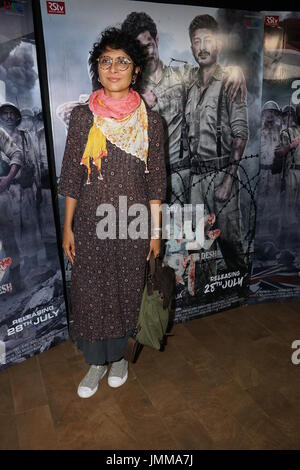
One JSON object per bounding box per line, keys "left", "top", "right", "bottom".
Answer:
{"left": 143, "top": 252, "right": 159, "bottom": 287}
{"left": 149, "top": 251, "right": 156, "bottom": 276}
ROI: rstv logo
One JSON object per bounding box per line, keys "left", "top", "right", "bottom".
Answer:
{"left": 0, "top": 257, "right": 12, "bottom": 283}
{"left": 46, "top": 1, "right": 66, "bottom": 15}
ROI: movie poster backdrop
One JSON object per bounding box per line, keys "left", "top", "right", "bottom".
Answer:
{"left": 0, "top": 0, "right": 68, "bottom": 370}
{"left": 40, "top": 0, "right": 264, "bottom": 324}
{"left": 250, "top": 12, "right": 300, "bottom": 303}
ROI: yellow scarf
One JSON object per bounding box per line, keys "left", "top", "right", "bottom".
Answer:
{"left": 80, "top": 122, "right": 107, "bottom": 182}
{"left": 81, "top": 99, "right": 149, "bottom": 184}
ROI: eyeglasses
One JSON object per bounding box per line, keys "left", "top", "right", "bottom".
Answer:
{"left": 97, "top": 56, "right": 133, "bottom": 71}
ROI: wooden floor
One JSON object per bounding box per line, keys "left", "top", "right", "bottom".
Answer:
{"left": 1, "top": 299, "right": 300, "bottom": 450}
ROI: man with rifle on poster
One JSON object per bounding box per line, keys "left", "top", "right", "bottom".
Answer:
{"left": 185, "top": 14, "right": 249, "bottom": 277}
{"left": 0, "top": 126, "right": 24, "bottom": 292}
{"left": 0, "top": 102, "right": 41, "bottom": 273}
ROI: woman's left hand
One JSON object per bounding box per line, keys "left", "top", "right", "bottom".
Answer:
{"left": 147, "top": 239, "right": 161, "bottom": 260}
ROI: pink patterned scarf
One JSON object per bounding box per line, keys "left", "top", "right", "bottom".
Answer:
{"left": 80, "top": 88, "right": 149, "bottom": 183}
{"left": 89, "top": 88, "right": 141, "bottom": 118}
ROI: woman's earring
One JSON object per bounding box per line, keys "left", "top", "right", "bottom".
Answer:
{"left": 97, "top": 77, "right": 102, "bottom": 84}
{"left": 131, "top": 76, "right": 136, "bottom": 85}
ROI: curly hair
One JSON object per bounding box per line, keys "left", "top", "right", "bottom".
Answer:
{"left": 121, "top": 11, "right": 158, "bottom": 41}
{"left": 88, "top": 27, "right": 148, "bottom": 92}
{"left": 189, "top": 14, "right": 219, "bottom": 40}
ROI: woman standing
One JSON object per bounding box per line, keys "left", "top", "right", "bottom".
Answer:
{"left": 58, "top": 27, "right": 166, "bottom": 398}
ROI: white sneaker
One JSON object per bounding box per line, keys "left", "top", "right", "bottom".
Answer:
{"left": 107, "top": 358, "right": 128, "bottom": 388}
{"left": 77, "top": 364, "right": 108, "bottom": 398}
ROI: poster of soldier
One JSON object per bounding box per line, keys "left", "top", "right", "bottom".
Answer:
{"left": 250, "top": 12, "right": 300, "bottom": 302}
{"left": 40, "top": 0, "right": 264, "bottom": 323}
{"left": 0, "top": 0, "right": 68, "bottom": 370}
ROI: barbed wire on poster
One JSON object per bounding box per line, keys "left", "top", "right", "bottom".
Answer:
{"left": 164, "top": 153, "right": 259, "bottom": 309}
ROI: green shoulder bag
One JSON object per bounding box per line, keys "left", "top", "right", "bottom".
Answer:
{"left": 124, "top": 253, "right": 175, "bottom": 362}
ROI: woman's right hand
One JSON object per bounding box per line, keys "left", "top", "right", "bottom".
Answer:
{"left": 63, "top": 226, "right": 75, "bottom": 265}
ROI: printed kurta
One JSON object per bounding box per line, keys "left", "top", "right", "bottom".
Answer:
{"left": 58, "top": 104, "right": 167, "bottom": 341}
